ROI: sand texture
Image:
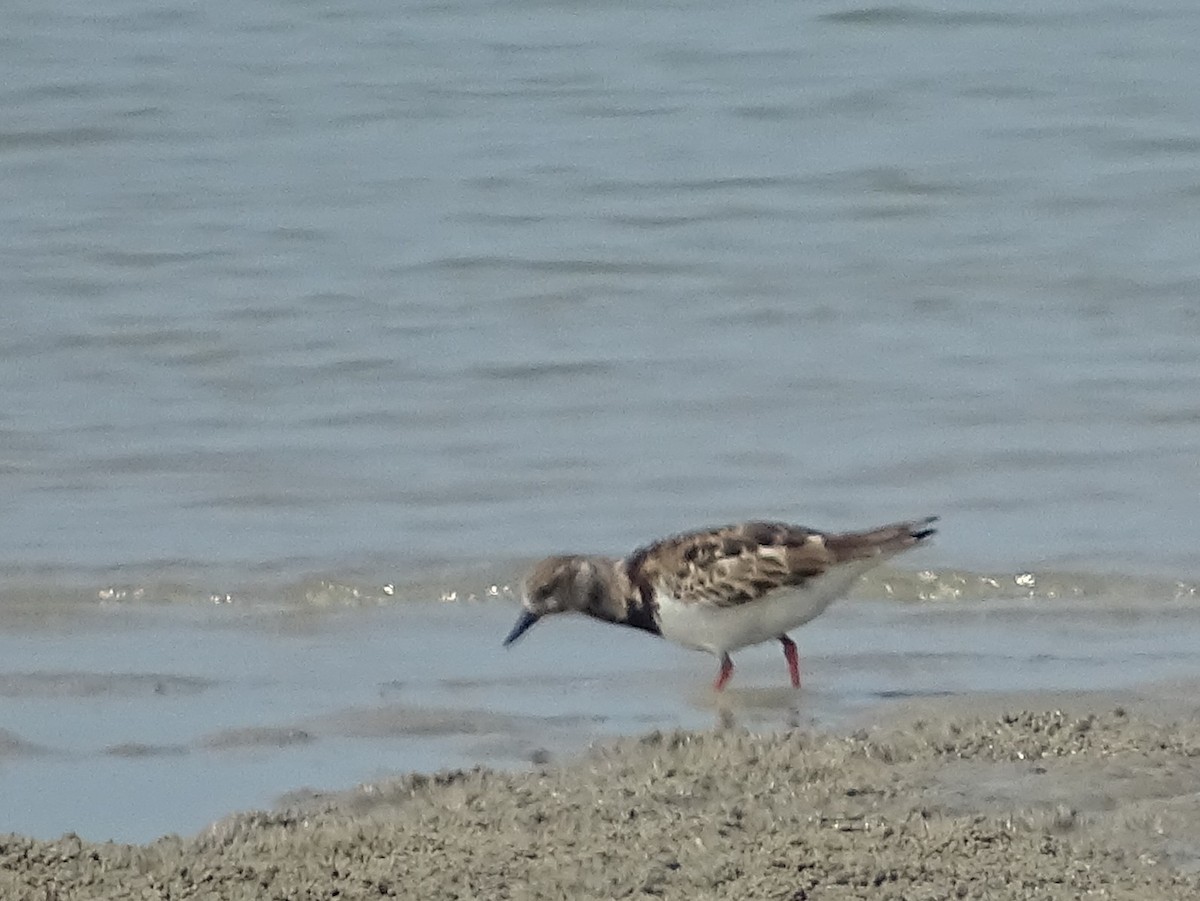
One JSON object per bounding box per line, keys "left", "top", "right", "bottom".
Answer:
{"left": 6, "top": 703, "right": 1200, "bottom": 900}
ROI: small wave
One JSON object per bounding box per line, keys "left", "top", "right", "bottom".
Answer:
{"left": 0, "top": 125, "right": 124, "bottom": 151}
{"left": 1, "top": 567, "right": 1196, "bottom": 616}
{"left": 851, "top": 568, "right": 1200, "bottom": 606}
{"left": 818, "top": 6, "right": 1035, "bottom": 27}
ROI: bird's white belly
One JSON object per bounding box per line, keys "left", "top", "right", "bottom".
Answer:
{"left": 655, "top": 561, "right": 876, "bottom": 655}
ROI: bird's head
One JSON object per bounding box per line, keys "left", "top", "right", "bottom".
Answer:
{"left": 502, "top": 555, "right": 606, "bottom": 646}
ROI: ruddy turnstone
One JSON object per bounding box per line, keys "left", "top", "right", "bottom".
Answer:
{"left": 503, "top": 516, "right": 937, "bottom": 690}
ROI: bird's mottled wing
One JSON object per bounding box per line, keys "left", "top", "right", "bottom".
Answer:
{"left": 624, "top": 521, "right": 836, "bottom": 608}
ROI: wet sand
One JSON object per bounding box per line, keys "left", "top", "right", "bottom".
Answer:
{"left": 6, "top": 694, "right": 1200, "bottom": 899}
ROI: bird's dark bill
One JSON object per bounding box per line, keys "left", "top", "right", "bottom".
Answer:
{"left": 503, "top": 609, "right": 540, "bottom": 646}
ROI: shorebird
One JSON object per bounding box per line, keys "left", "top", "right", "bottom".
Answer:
{"left": 503, "top": 517, "right": 937, "bottom": 690}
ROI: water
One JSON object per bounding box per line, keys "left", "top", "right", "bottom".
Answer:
{"left": 3, "top": 0, "right": 1200, "bottom": 841}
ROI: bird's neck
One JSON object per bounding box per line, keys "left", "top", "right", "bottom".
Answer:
{"left": 576, "top": 557, "right": 661, "bottom": 637}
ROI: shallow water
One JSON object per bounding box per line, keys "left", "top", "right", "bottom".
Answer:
{"left": 4, "top": 590, "right": 1200, "bottom": 842}
{"left": 5, "top": 0, "right": 1200, "bottom": 594}
{"left": 3, "top": 0, "right": 1200, "bottom": 841}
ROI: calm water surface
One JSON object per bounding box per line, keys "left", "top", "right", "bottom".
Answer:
{"left": 2, "top": 0, "right": 1200, "bottom": 840}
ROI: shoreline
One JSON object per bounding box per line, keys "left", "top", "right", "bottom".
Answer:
{"left": 6, "top": 692, "right": 1200, "bottom": 899}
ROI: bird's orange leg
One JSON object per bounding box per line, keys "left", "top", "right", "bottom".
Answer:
{"left": 713, "top": 653, "right": 734, "bottom": 691}
{"left": 779, "top": 635, "right": 801, "bottom": 688}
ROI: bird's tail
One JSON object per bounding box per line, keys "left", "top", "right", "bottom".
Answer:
{"left": 823, "top": 516, "right": 938, "bottom": 562}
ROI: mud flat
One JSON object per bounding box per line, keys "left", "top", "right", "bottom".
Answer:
{"left": 6, "top": 693, "right": 1200, "bottom": 899}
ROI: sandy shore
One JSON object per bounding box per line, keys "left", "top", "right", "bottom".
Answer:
{"left": 6, "top": 694, "right": 1200, "bottom": 900}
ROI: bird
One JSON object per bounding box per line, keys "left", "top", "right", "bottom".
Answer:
{"left": 503, "top": 516, "right": 937, "bottom": 691}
